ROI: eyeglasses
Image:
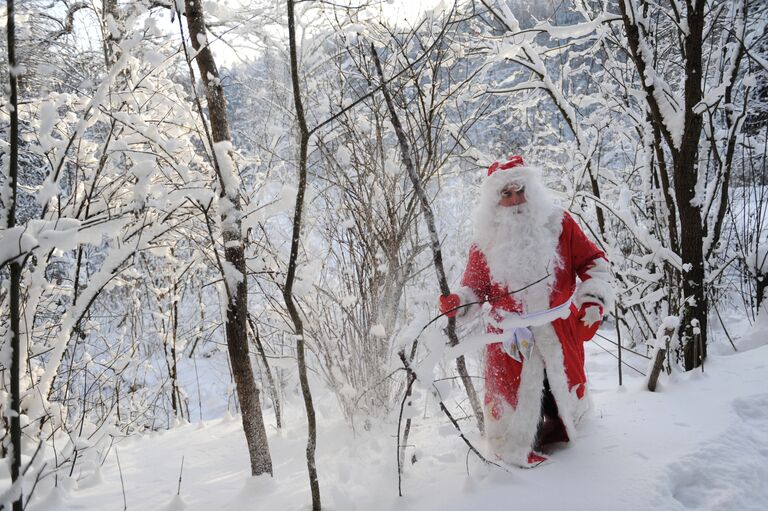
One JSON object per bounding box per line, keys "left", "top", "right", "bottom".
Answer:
{"left": 500, "top": 184, "right": 525, "bottom": 197}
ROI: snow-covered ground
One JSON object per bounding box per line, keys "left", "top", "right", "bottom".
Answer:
{"left": 19, "top": 331, "right": 768, "bottom": 511}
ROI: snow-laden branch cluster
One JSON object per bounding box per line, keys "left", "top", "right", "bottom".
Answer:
{"left": 1, "top": 0, "right": 766, "bottom": 505}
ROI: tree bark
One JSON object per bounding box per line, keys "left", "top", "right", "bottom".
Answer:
{"left": 183, "top": 0, "right": 272, "bottom": 476}
{"left": 676, "top": 0, "right": 707, "bottom": 370}
{"left": 619, "top": 0, "right": 708, "bottom": 370}
{"left": 588, "top": 167, "right": 606, "bottom": 239}
{"left": 6, "top": 0, "right": 23, "bottom": 508}
{"left": 757, "top": 274, "right": 767, "bottom": 310}
{"left": 286, "top": 1, "right": 321, "bottom": 508}
{"left": 247, "top": 315, "right": 282, "bottom": 429}
{"left": 648, "top": 327, "right": 675, "bottom": 391}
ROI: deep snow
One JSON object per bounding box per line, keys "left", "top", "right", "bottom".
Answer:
{"left": 14, "top": 331, "right": 768, "bottom": 511}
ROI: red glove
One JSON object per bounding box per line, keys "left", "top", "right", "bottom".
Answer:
{"left": 439, "top": 294, "right": 461, "bottom": 318}
{"left": 576, "top": 302, "right": 603, "bottom": 341}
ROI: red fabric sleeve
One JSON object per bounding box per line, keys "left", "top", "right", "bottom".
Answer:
{"left": 460, "top": 245, "right": 491, "bottom": 300}
{"left": 563, "top": 212, "right": 606, "bottom": 280}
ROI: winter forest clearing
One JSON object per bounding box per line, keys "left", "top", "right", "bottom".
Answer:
{"left": 16, "top": 340, "right": 768, "bottom": 511}
{"left": 1, "top": 0, "right": 767, "bottom": 510}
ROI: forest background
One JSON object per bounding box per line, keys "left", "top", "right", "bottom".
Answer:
{"left": 1, "top": 0, "right": 767, "bottom": 509}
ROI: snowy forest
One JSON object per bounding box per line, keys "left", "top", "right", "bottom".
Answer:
{"left": 1, "top": 0, "right": 767, "bottom": 509}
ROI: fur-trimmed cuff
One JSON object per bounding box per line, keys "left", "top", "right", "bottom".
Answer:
{"left": 574, "top": 277, "right": 614, "bottom": 311}
{"left": 456, "top": 286, "right": 481, "bottom": 319}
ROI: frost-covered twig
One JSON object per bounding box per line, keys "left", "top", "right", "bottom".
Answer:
{"left": 397, "top": 352, "right": 505, "bottom": 472}
{"left": 177, "top": 455, "right": 185, "bottom": 496}
{"left": 593, "top": 332, "right": 651, "bottom": 360}
{"left": 115, "top": 448, "right": 127, "bottom": 511}
{"left": 590, "top": 338, "right": 646, "bottom": 376}
{"left": 370, "top": 41, "right": 485, "bottom": 435}
{"left": 285, "top": 2, "right": 321, "bottom": 508}
{"left": 395, "top": 364, "right": 417, "bottom": 497}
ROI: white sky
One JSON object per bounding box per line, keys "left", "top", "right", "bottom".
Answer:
{"left": 40, "top": 0, "right": 448, "bottom": 70}
{"left": 205, "top": 0, "right": 448, "bottom": 66}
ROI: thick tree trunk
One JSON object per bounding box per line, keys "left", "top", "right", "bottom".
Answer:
{"left": 676, "top": 1, "right": 707, "bottom": 370}
{"left": 620, "top": 0, "right": 708, "bottom": 370}
{"left": 286, "top": 2, "right": 321, "bottom": 509}
{"left": 6, "top": 0, "right": 23, "bottom": 508}
{"left": 183, "top": 0, "right": 272, "bottom": 476}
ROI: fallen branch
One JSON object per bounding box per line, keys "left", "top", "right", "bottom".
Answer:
{"left": 647, "top": 327, "right": 675, "bottom": 391}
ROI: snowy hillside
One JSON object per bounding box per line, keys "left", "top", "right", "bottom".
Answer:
{"left": 21, "top": 335, "right": 768, "bottom": 511}
{"left": 3, "top": 1, "right": 768, "bottom": 510}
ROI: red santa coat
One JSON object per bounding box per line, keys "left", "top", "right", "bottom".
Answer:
{"left": 459, "top": 210, "right": 609, "bottom": 464}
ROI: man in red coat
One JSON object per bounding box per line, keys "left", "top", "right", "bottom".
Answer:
{"left": 439, "top": 155, "right": 613, "bottom": 467}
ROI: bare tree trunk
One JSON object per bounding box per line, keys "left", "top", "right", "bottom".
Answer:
{"left": 247, "top": 315, "right": 282, "bottom": 429}
{"left": 370, "top": 44, "right": 484, "bottom": 435}
{"left": 758, "top": 271, "right": 767, "bottom": 310}
{"left": 286, "top": 1, "right": 321, "bottom": 508}
{"left": 171, "top": 284, "right": 181, "bottom": 419}
{"left": 6, "top": 0, "right": 23, "bottom": 508}
{"left": 648, "top": 327, "right": 675, "bottom": 392}
{"left": 102, "top": 0, "right": 119, "bottom": 65}
{"left": 619, "top": 0, "right": 708, "bottom": 370}
{"left": 647, "top": 348, "right": 666, "bottom": 392}
{"left": 164, "top": 274, "right": 181, "bottom": 420}
{"left": 676, "top": 2, "right": 707, "bottom": 370}
{"left": 588, "top": 168, "right": 606, "bottom": 239}
{"left": 182, "top": 0, "right": 272, "bottom": 476}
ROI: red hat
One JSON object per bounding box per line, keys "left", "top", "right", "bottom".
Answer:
{"left": 487, "top": 155, "right": 525, "bottom": 176}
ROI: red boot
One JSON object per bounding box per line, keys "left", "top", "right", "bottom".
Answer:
{"left": 526, "top": 451, "right": 548, "bottom": 467}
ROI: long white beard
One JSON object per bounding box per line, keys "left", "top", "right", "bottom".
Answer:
{"left": 474, "top": 202, "right": 562, "bottom": 312}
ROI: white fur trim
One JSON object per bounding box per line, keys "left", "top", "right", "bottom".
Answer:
{"left": 485, "top": 323, "right": 590, "bottom": 464}
{"left": 533, "top": 323, "right": 591, "bottom": 435}
{"left": 574, "top": 274, "right": 614, "bottom": 311}
{"left": 484, "top": 348, "right": 545, "bottom": 465}
{"left": 481, "top": 166, "right": 540, "bottom": 196}
{"left": 585, "top": 256, "right": 611, "bottom": 279}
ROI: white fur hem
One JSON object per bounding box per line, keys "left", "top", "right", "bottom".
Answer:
{"left": 485, "top": 348, "right": 545, "bottom": 465}
{"left": 485, "top": 323, "right": 590, "bottom": 464}
{"left": 534, "top": 323, "right": 591, "bottom": 435}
